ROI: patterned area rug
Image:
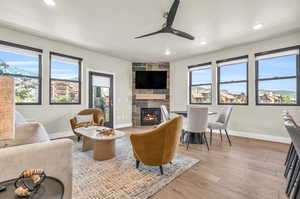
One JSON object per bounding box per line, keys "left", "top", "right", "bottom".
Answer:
{"left": 72, "top": 137, "right": 199, "bottom": 199}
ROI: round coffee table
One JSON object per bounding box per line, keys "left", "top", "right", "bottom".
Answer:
{"left": 75, "top": 126, "right": 125, "bottom": 161}
{"left": 0, "top": 176, "right": 64, "bottom": 199}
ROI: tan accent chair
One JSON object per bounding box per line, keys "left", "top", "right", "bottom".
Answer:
{"left": 130, "top": 116, "right": 183, "bottom": 175}
{"left": 70, "top": 108, "right": 105, "bottom": 141}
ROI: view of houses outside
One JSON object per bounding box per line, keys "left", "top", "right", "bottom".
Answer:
{"left": 0, "top": 50, "right": 40, "bottom": 103}
{"left": 219, "top": 62, "right": 248, "bottom": 104}
{"left": 191, "top": 86, "right": 211, "bottom": 103}
{"left": 257, "top": 55, "right": 297, "bottom": 104}
{"left": 190, "top": 67, "right": 212, "bottom": 103}
{"left": 50, "top": 58, "right": 80, "bottom": 103}
{"left": 219, "top": 83, "right": 247, "bottom": 104}
{"left": 50, "top": 80, "right": 79, "bottom": 103}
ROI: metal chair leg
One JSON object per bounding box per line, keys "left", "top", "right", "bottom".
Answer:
{"left": 159, "top": 166, "right": 164, "bottom": 175}
{"left": 287, "top": 156, "right": 299, "bottom": 196}
{"left": 203, "top": 132, "right": 209, "bottom": 151}
{"left": 285, "top": 144, "right": 294, "bottom": 166}
{"left": 210, "top": 129, "right": 212, "bottom": 145}
{"left": 186, "top": 132, "right": 191, "bottom": 151}
{"left": 292, "top": 167, "right": 300, "bottom": 199}
{"left": 219, "top": 129, "right": 223, "bottom": 141}
{"left": 136, "top": 160, "right": 140, "bottom": 169}
{"left": 285, "top": 149, "right": 296, "bottom": 177}
{"left": 224, "top": 129, "right": 232, "bottom": 146}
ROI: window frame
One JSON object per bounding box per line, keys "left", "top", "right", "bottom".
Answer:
{"left": 255, "top": 45, "right": 300, "bottom": 106}
{"left": 217, "top": 55, "right": 249, "bottom": 105}
{"left": 0, "top": 40, "right": 43, "bottom": 105}
{"left": 188, "top": 62, "right": 212, "bottom": 105}
{"left": 49, "top": 51, "right": 82, "bottom": 105}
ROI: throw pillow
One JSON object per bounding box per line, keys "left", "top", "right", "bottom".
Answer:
{"left": 76, "top": 114, "right": 94, "bottom": 126}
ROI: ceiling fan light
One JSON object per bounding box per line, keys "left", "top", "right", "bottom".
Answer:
{"left": 253, "top": 23, "right": 264, "bottom": 30}
{"left": 165, "top": 49, "right": 171, "bottom": 55}
{"left": 44, "top": 0, "right": 56, "bottom": 6}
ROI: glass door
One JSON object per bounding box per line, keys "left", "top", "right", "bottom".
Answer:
{"left": 88, "top": 72, "right": 113, "bottom": 128}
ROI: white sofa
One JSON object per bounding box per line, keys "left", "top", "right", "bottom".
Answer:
{"left": 0, "top": 111, "right": 73, "bottom": 199}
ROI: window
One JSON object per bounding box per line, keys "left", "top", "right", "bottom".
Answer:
{"left": 189, "top": 63, "right": 212, "bottom": 104}
{"left": 217, "top": 56, "right": 248, "bottom": 105}
{"left": 50, "top": 52, "right": 82, "bottom": 104}
{"left": 255, "top": 46, "right": 300, "bottom": 105}
{"left": 0, "top": 40, "right": 42, "bottom": 104}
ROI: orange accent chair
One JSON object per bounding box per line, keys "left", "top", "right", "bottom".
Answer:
{"left": 130, "top": 116, "right": 183, "bottom": 175}
{"left": 70, "top": 108, "right": 105, "bottom": 141}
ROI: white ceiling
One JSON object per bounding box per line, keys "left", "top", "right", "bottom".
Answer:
{"left": 0, "top": 0, "right": 299, "bottom": 62}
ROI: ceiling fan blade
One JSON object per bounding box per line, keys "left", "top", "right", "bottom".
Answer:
{"left": 135, "top": 30, "right": 162, "bottom": 39}
{"left": 170, "top": 28, "right": 195, "bottom": 40}
{"left": 166, "top": 0, "right": 180, "bottom": 27}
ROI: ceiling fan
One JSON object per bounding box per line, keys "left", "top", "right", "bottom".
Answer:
{"left": 135, "top": 0, "right": 195, "bottom": 40}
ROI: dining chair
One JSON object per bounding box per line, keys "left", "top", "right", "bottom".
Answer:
{"left": 160, "top": 105, "right": 170, "bottom": 123}
{"left": 183, "top": 106, "right": 209, "bottom": 151}
{"left": 208, "top": 106, "right": 233, "bottom": 146}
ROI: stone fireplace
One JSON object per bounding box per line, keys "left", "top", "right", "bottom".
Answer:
{"left": 140, "top": 108, "right": 161, "bottom": 126}
{"left": 132, "top": 62, "right": 170, "bottom": 126}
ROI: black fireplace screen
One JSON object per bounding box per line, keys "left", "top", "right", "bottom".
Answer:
{"left": 140, "top": 108, "right": 161, "bottom": 126}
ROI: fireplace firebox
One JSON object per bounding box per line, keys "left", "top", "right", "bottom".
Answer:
{"left": 140, "top": 108, "right": 161, "bottom": 126}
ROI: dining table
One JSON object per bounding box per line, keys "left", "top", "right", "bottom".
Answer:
{"left": 171, "top": 110, "right": 218, "bottom": 145}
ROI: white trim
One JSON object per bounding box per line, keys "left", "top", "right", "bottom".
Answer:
{"left": 256, "top": 49, "right": 299, "bottom": 60}
{"left": 211, "top": 129, "right": 291, "bottom": 144}
{"left": 189, "top": 65, "right": 211, "bottom": 71}
{"left": 115, "top": 123, "right": 132, "bottom": 129}
{"left": 218, "top": 58, "right": 248, "bottom": 67}
{"left": 52, "top": 54, "right": 80, "bottom": 64}
{"left": 86, "top": 68, "right": 116, "bottom": 128}
{"left": 0, "top": 44, "right": 41, "bottom": 57}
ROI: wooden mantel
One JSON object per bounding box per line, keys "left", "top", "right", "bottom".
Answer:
{"left": 135, "top": 94, "right": 166, "bottom": 100}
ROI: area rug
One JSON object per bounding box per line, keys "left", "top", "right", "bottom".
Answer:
{"left": 72, "top": 137, "right": 199, "bottom": 199}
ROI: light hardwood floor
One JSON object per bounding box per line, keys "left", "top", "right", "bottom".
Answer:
{"left": 122, "top": 127, "right": 289, "bottom": 199}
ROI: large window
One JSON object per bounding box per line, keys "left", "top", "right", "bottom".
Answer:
{"left": 0, "top": 41, "right": 42, "bottom": 104}
{"left": 217, "top": 56, "right": 248, "bottom": 105}
{"left": 189, "top": 63, "right": 212, "bottom": 104}
{"left": 50, "top": 52, "right": 82, "bottom": 104}
{"left": 255, "top": 46, "right": 300, "bottom": 105}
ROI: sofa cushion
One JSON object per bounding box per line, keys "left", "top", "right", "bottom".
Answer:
{"left": 6, "top": 122, "right": 49, "bottom": 147}
{"left": 15, "top": 110, "right": 27, "bottom": 124}
{"left": 76, "top": 114, "right": 94, "bottom": 126}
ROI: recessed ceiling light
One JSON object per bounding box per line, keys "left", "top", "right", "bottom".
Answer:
{"left": 44, "top": 0, "right": 56, "bottom": 6}
{"left": 165, "top": 49, "right": 171, "bottom": 56}
{"left": 253, "top": 23, "right": 264, "bottom": 30}
{"left": 200, "top": 41, "right": 207, "bottom": 45}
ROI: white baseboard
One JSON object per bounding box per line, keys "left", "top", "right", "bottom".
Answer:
{"left": 211, "top": 129, "right": 291, "bottom": 144}
{"left": 115, "top": 122, "right": 133, "bottom": 129}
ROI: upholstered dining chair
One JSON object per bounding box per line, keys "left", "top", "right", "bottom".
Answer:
{"left": 70, "top": 108, "right": 105, "bottom": 141}
{"left": 130, "top": 116, "right": 182, "bottom": 175}
{"left": 208, "top": 106, "right": 233, "bottom": 146}
{"left": 160, "top": 105, "right": 170, "bottom": 123}
{"left": 183, "top": 106, "right": 209, "bottom": 151}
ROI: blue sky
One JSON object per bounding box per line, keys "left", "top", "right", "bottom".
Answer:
{"left": 192, "top": 55, "right": 297, "bottom": 93}
{"left": 51, "top": 60, "right": 79, "bottom": 80}
{"left": 0, "top": 50, "right": 79, "bottom": 80}
{"left": 1, "top": 50, "right": 296, "bottom": 93}
{"left": 0, "top": 51, "right": 39, "bottom": 76}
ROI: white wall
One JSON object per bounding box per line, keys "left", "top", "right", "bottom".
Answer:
{"left": 0, "top": 26, "right": 132, "bottom": 134}
{"left": 171, "top": 31, "right": 300, "bottom": 142}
